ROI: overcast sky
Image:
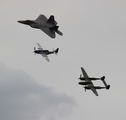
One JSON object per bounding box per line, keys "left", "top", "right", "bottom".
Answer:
{"left": 0, "top": 0, "right": 126, "bottom": 120}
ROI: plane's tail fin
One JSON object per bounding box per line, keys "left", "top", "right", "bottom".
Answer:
{"left": 47, "top": 15, "right": 57, "bottom": 25}
{"left": 55, "top": 48, "right": 59, "bottom": 55}
{"left": 106, "top": 85, "right": 110, "bottom": 89}
{"left": 101, "top": 79, "right": 108, "bottom": 87}
{"left": 101, "top": 76, "right": 105, "bottom": 81}
{"left": 55, "top": 29, "right": 63, "bottom": 36}
{"left": 53, "top": 48, "right": 59, "bottom": 55}
{"left": 34, "top": 47, "right": 36, "bottom": 55}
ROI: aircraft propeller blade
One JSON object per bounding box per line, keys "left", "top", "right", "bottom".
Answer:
{"left": 84, "top": 87, "right": 86, "bottom": 92}
{"left": 34, "top": 47, "right": 36, "bottom": 56}
{"left": 79, "top": 74, "right": 82, "bottom": 79}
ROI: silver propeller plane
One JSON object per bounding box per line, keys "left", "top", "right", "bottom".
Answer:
{"left": 78, "top": 67, "right": 110, "bottom": 96}
{"left": 34, "top": 43, "right": 59, "bottom": 62}
{"left": 18, "top": 14, "right": 63, "bottom": 38}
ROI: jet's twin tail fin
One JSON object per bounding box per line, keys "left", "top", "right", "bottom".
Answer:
{"left": 47, "top": 15, "right": 57, "bottom": 25}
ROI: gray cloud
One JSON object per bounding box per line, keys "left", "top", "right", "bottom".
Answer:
{"left": 0, "top": 63, "right": 75, "bottom": 120}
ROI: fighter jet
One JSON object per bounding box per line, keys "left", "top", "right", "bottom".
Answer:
{"left": 18, "top": 14, "right": 63, "bottom": 38}
{"left": 78, "top": 67, "right": 110, "bottom": 96}
{"left": 34, "top": 43, "right": 59, "bottom": 62}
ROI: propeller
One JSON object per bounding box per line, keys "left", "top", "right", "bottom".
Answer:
{"left": 34, "top": 47, "right": 36, "bottom": 56}
{"left": 79, "top": 74, "right": 82, "bottom": 79}
{"left": 84, "top": 87, "right": 86, "bottom": 92}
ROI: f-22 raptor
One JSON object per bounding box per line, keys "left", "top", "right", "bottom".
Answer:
{"left": 18, "top": 14, "right": 63, "bottom": 38}
{"left": 34, "top": 43, "right": 59, "bottom": 62}
{"left": 78, "top": 67, "right": 110, "bottom": 96}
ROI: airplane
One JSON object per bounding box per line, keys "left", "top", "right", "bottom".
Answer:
{"left": 34, "top": 43, "right": 59, "bottom": 62}
{"left": 78, "top": 67, "right": 110, "bottom": 96}
{"left": 18, "top": 14, "right": 63, "bottom": 38}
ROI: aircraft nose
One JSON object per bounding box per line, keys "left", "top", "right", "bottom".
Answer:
{"left": 18, "top": 20, "right": 25, "bottom": 24}
{"left": 18, "top": 20, "right": 30, "bottom": 25}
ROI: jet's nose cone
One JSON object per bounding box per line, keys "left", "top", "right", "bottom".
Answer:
{"left": 18, "top": 20, "right": 25, "bottom": 24}
{"left": 18, "top": 20, "right": 31, "bottom": 25}
{"left": 18, "top": 20, "right": 35, "bottom": 26}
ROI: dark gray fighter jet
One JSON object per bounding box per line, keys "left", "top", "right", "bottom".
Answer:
{"left": 18, "top": 14, "right": 63, "bottom": 38}
{"left": 34, "top": 43, "right": 59, "bottom": 62}
{"left": 78, "top": 67, "right": 110, "bottom": 96}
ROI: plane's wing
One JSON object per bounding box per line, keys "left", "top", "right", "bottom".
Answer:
{"left": 35, "top": 14, "right": 48, "bottom": 23}
{"left": 37, "top": 43, "right": 43, "bottom": 50}
{"left": 88, "top": 84, "right": 99, "bottom": 96}
{"left": 81, "top": 67, "right": 89, "bottom": 78}
{"left": 40, "top": 27, "right": 56, "bottom": 38}
{"left": 81, "top": 67, "right": 98, "bottom": 96}
{"left": 41, "top": 54, "right": 50, "bottom": 62}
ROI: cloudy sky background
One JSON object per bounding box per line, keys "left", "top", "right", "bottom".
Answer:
{"left": 0, "top": 0, "right": 126, "bottom": 120}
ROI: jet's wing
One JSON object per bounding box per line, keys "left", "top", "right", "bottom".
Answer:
{"left": 37, "top": 43, "right": 43, "bottom": 50}
{"left": 40, "top": 27, "right": 56, "bottom": 38}
{"left": 35, "top": 14, "right": 48, "bottom": 23}
{"left": 41, "top": 54, "right": 50, "bottom": 62}
{"left": 81, "top": 67, "right": 98, "bottom": 96}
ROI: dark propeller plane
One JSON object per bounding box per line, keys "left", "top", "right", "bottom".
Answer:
{"left": 18, "top": 14, "right": 63, "bottom": 38}
{"left": 34, "top": 43, "right": 59, "bottom": 62}
{"left": 78, "top": 67, "right": 110, "bottom": 96}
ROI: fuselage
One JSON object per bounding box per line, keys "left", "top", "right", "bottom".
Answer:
{"left": 18, "top": 20, "right": 55, "bottom": 29}
{"left": 34, "top": 50, "right": 53, "bottom": 55}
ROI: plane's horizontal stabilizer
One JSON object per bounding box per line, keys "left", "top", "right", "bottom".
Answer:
{"left": 55, "top": 30, "right": 63, "bottom": 36}
{"left": 50, "top": 26, "right": 63, "bottom": 36}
